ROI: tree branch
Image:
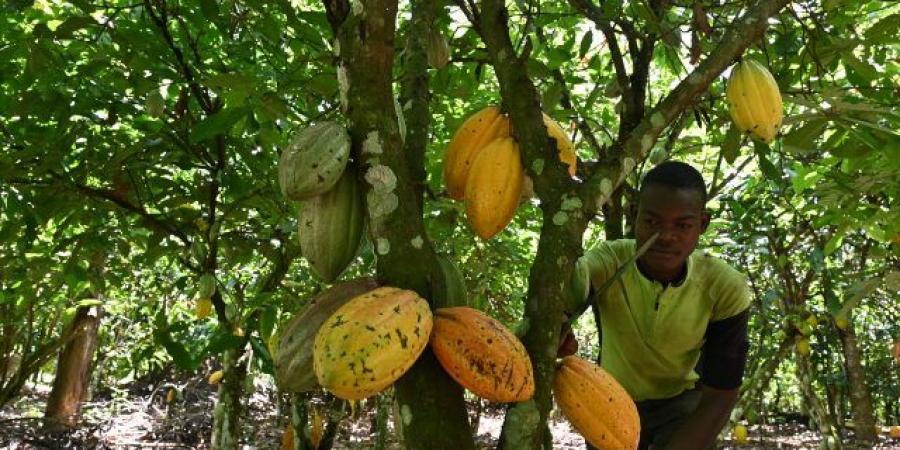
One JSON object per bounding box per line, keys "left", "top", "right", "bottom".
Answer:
{"left": 399, "top": 0, "right": 440, "bottom": 207}
{"left": 143, "top": 0, "right": 213, "bottom": 113}
{"left": 33, "top": 173, "right": 191, "bottom": 246}
{"left": 567, "top": 0, "right": 631, "bottom": 99}
{"left": 580, "top": 0, "right": 792, "bottom": 215}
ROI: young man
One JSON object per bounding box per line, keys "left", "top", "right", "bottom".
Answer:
{"left": 564, "top": 161, "right": 751, "bottom": 450}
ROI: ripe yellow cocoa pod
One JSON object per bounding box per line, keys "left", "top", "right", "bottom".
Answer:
{"left": 796, "top": 338, "right": 810, "bottom": 356}
{"left": 464, "top": 137, "right": 524, "bottom": 240}
{"left": 311, "top": 407, "right": 324, "bottom": 449}
{"left": 208, "top": 370, "right": 224, "bottom": 385}
{"left": 430, "top": 307, "right": 534, "bottom": 402}
{"left": 726, "top": 59, "right": 783, "bottom": 144}
{"left": 280, "top": 424, "right": 294, "bottom": 450}
{"left": 195, "top": 298, "right": 213, "bottom": 320}
{"left": 313, "top": 287, "right": 433, "bottom": 400}
{"left": 835, "top": 314, "right": 849, "bottom": 330}
{"left": 541, "top": 113, "right": 577, "bottom": 177}
{"left": 733, "top": 424, "right": 748, "bottom": 444}
{"left": 553, "top": 356, "right": 640, "bottom": 450}
{"left": 166, "top": 388, "right": 176, "bottom": 404}
{"left": 443, "top": 106, "right": 512, "bottom": 200}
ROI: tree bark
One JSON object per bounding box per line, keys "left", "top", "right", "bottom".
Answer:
{"left": 44, "top": 305, "right": 102, "bottom": 428}
{"left": 796, "top": 349, "right": 842, "bottom": 449}
{"left": 733, "top": 332, "right": 795, "bottom": 423}
{"left": 211, "top": 348, "right": 246, "bottom": 450}
{"left": 321, "top": 0, "right": 475, "bottom": 448}
{"left": 836, "top": 320, "right": 877, "bottom": 443}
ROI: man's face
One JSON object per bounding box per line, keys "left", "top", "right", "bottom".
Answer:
{"left": 634, "top": 184, "right": 710, "bottom": 282}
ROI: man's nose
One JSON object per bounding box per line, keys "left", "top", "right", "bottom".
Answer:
{"left": 657, "top": 226, "right": 677, "bottom": 243}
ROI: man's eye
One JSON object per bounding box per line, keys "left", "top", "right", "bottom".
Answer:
{"left": 678, "top": 223, "right": 692, "bottom": 230}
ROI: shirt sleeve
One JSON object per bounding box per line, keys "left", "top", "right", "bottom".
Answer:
{"left": 581, "top": 241, "right": 623, "bottom": 292}
{"left": 708, "top": 259, "right": 753, "bottom": 322}
{"left": 698, "top": 308, "right": 750, "bottom": 390}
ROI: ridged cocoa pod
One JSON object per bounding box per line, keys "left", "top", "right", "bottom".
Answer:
{"left": 278, "top": 121, "right": 351, "bottom": 200}
{"left": 313, "top": 287, "right": 433, "bottom": 400}
{"left": 430, "top": 307, "right": 534, "bottom": 402}
{"left": 726, "top": 60, "right": 783, "bottom": 144}
{"left": 298, "top": 170, "right": 365, "bottom": 282}
{"left": 464, "top": 137, "right": 523, "bottom": 240}
{"left": 553, "top": 355, "right": 640, "bottom": 450}
{"left": 274, "top": 278, "right": 379, "bottom": 393}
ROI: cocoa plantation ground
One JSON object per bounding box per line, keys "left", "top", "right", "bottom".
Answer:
{"left": 1, "top": 375, "right": 897, "bottom": 449}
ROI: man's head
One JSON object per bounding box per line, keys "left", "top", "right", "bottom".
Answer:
{"left": 634, "top": 161, "right": 710, "bottom": 283}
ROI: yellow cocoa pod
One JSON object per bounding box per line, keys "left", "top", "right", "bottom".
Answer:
{"left": 313, "top": 287, "right": 433, "bottom": 400}
{"left": 310, "top": 407, "right": 324, "bottom": 449}
{"left": 195, "top": 298, "right": 213, "bottom": 320}
{"left": 553, "top": 355, "right": 640, "bottom": 450}
{"left": 796, "top": 338, "right": 810, "bottom": 355}
{"left": 733, "top": 424, "right": 748, "bottom": 444}
{"left": 541, "top": 113, "right": 577, "bottom": 177}
{"left": 890, "top": 425, "right": 900, "bottom": 439}
{"left": 443, "top": 106, "right": 512, "bottom": 200}
{"left": 835, "top": 314, "right": 849, "bottom": 330}
{"left": 464, "top": 137, "right": 524, "bottom": 240}
{"left": 166, "top": 388, "right": 176, "bottom": 404}
{"left": 726, "top": 59, "right": 783, "bottom": 144}
{"left": 431, "top": 307, "right": 534, "bottom": 402}
{"left": 208, "top": 370, "right": 224, "bottom": 385}
{"left": 280, "top": 424, "right": 294, "bottom": 450}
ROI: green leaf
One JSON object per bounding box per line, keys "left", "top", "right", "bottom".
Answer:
{"left": 842, "top": 52, "right": 878, "bottom": 85}
{"left": 199, "top": 0, "right": 220, "bottom": 22}
{"left": 191, "top": 106, "right": 249, "bottom": 143}
{"left": 54, "top": 16, "right": 96, "bottom": 39}
{"left": 154, "top": 325, "right": 199, "bottom": 371}
{"left": 578, "top": 31, "right": 593, "bottom": 59}
{"left": 783, "top": 120, "right": 828, "bottom": 154}
{"left": 754, "top": 143, "right": 780, "bottom": 180}
{"left": 542, "top": 83, "right": 563, "bottom": 112}
{"left": 864, "top": 14, "right": 900, "bottom": 45}
{"left": 722, "top": 124, "right": 741, "bottom": 164}
{"left": 203, "top": 331, "right": 244, "bottom": 355}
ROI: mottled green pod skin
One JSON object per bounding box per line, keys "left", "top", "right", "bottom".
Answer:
{"left": 278, "top": 121, "right": 351, "bottom": 201}
{"left": 430, "top": 307, "right": 534, "bottom": 402}
{"left": 313, "top": 287, "right": 433, "bottom": 401}
{"left": 433, "top": 255, "right": 469, "bottom": 308}
{"left": 298, "top": 170, "right": 365, "bottom": 283}
{"left": 274, "top": 278, "right": 379, "bottom": 393}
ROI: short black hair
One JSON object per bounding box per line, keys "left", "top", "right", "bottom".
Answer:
{"left": 640, "top": 161, "right": 707, "bottom": 204}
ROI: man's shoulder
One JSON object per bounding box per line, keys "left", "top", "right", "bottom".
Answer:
{"left": 691, "top": 251, "right": 751, "bottom": 318}
{"left": 585, "top": 239, "right": 634, "bottom": 263}
{"left": 692, "top": 251, "right": 748, "bottom": 288}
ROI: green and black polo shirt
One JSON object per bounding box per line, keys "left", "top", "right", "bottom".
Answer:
{"left": 580, "top": 239, "right": 751, "bottom": 402}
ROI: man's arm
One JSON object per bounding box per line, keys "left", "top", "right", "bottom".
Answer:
{"left": 662, "top": 385, "right": 738, "bottom": 450}
{"left": 665, "top": 308, "right": 750, "bottom": 450}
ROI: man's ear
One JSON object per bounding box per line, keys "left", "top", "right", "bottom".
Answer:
{"left": 700, "top": 210, "right": 711, "bottom": 232}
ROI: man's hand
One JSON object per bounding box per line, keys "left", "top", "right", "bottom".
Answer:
{"left": 662, "top": 385, "right": 739, "bottom": 450}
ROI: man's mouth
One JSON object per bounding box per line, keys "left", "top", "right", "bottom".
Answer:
{"left": 648, "top": 248, "right": 678, "bottom": 256}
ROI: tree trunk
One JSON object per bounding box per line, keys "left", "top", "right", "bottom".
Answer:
{"left": 836, "top": 321, "right": 877, "bottom": 443}
{"left": 211, "top": 348, "right": 246, "bottom": 450}
{"left": 733, "top": 332, "right": 795, "bottom": 422}
{"left": 796, "top": 349, "right": 842, "bottom": 449}
{"left": 322, "top": 0, "right": 476, "bottom": 447}
{"left": 289, "top": 393, "right": 314, "bottom": 450}
{"left": 44, "top": 305, "right": 102, "bottom": 428}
